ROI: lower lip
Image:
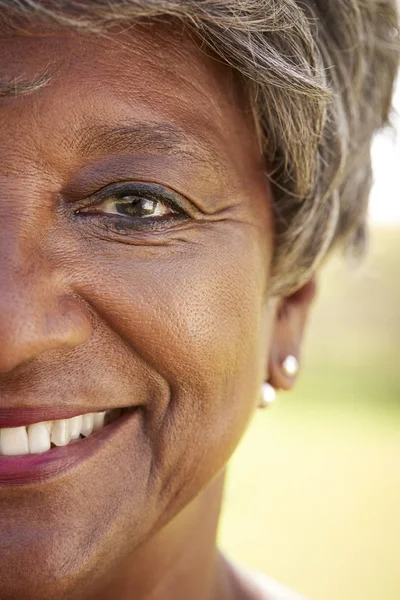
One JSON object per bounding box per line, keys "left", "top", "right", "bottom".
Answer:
{"left": 0, "top": 408, "right": 138, "bottom": 485}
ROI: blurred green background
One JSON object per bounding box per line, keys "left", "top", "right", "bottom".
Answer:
{"left": 219, "top": 226, "right": 400, "bottom": 600}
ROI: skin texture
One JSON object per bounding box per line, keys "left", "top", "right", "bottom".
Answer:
{"left": 0, "top": 21, "right": 315, "bottom": 600}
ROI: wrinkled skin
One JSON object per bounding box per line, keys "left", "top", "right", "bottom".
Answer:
{"left": 0, "top": 21, "right": 314, "bottom": 600}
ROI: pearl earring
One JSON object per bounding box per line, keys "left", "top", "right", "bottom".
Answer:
{"left": 260, "top": 382, "right": 276, "bottom": 408}
{"left": 282, "top": 355, "right": 299, "bottom": 377}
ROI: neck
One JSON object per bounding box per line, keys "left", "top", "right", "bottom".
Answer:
{"left": 96, "top": 471, "right": 232, "bottom": 600}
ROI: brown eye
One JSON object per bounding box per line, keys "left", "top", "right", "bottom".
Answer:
{"left": 79, "top": 195, "right": 179, "bottom": 219}
{"left": 74, "top": 182, "right": 190, "bottom": 231}
{"left": 80, "top": 194, "right": 178, "bottom": 219}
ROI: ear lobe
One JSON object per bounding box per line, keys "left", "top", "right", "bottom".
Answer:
{"left": 268, "top": 278, "right": 317, "bottom": 391}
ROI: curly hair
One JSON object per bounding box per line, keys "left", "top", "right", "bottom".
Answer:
{"left": 1, "top": 0, "right": 399, "bottom": 294}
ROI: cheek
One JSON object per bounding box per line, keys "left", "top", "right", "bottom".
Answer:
{"left": 74, "top": 222, "right": 272, "bottom": 502}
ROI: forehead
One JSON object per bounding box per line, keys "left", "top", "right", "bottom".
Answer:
{"left": 0, "top": 24, "right": 256, "bottom": 167}
{"left": 0, "top": 21, "right": 225, "bottom": 94}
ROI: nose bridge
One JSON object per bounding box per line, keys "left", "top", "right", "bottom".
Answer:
{"left": 0, "top": 222, "right": 92, "bottom": 374}
{"left": 0, "top": 237, "right": 56, "bottom": 324}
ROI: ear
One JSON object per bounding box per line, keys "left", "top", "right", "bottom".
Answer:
{"left": 268, "top": 278, "right": 317, "bottom": 391}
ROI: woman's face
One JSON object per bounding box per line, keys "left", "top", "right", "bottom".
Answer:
{"left": 0, "top": 22, "right": 276, "bottom": 599}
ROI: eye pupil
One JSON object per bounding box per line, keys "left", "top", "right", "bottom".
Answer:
{"left": 116, "top": 196, "right": 158, "bottom": 217}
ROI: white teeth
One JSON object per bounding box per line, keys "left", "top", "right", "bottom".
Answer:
{"left": 69, "top": 415, "right": 83, "bottom": 440}
{"left": 51, "top": 419, "right": 71, "bottom": 447}
{"left": 0, "top": 408, "right": 119, "bottom": 457}
{"left": 80, "top": 413, "right": 94, "bottom": 437}
{"left": 92, "top": 411, "right": 106, "bottom": 432}
{"left": 1, "top": 426, "right": 29, "bottom": 456}
{"left": 28, "top": 422, "right": 51, "bottom": 454}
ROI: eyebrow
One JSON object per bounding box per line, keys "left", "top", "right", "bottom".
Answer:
{"left": 74, "top": 123, "right": 222, "bottom": 168}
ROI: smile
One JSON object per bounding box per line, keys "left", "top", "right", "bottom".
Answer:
{"left": 0, "top": 407, "right": 138, "bottom": 485}
{"left": 0, "top": 408, "right": 123, "bottom": 457}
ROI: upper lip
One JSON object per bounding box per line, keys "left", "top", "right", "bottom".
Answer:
{"left": 0, "top": 406, "right": 117, "bottom": 429}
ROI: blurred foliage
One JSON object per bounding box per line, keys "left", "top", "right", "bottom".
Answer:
{"left": 219, "top": 227, "right": 400, "bottom": 600}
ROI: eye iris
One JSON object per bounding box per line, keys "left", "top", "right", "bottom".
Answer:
{"left": 116, "top": 196, "right": 159, "bottom": 217}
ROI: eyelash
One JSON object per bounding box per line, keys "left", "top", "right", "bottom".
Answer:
{"left": 74, "top": 182, "right": 190, "bottom": 230}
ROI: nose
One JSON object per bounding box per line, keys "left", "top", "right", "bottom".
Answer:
{"left": 0, "top": 251, "right": 92, "bottom": 374}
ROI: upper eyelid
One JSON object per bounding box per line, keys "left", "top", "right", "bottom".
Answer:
{"left": 93, "top": 181, "right": 174, "bottom": 199}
